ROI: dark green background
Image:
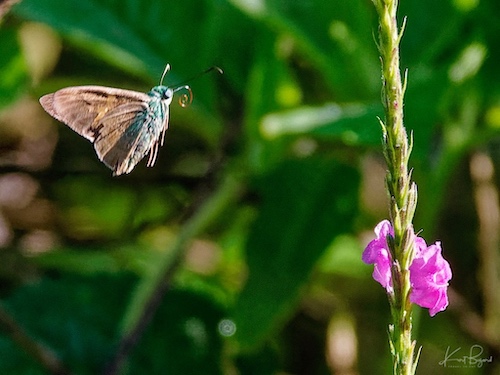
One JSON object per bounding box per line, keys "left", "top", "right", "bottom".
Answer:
{"left": 0, "top": 0, "right": 499, "bottom": 374}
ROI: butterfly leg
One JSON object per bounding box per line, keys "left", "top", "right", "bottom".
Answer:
{"left": 147, "top": 141, "right": 159, "bottom": 167}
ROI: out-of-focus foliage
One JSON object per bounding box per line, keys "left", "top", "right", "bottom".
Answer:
{"left": 0, "top": 0, "right": 499, "bottom": 374}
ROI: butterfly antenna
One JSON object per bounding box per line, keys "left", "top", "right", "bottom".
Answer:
{"left": 172, "top": 65, "right": 223, "bottom": 89}
{"left": 159, "top": 64, "right": 171, "bottom": 86}
{"left": 170, "top": 66, "right": 223, "bottom": 107}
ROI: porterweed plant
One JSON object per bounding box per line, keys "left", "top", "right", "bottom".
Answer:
{"left": 362, "top": 0, "right": 452, "bottom": 374}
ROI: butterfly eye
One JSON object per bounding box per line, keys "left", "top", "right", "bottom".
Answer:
{"left": 162, "top": 89, "right": 173, "bottom": 100}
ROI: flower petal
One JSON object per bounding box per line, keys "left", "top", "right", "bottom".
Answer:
{"left": 409, "top": 241, "right": 452, "bottom": 316}
{"left": 363, "top": 220, "right": 394, "bottom": 291}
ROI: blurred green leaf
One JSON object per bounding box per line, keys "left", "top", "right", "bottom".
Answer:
{"left": 232, "top": 157, "right": 359, "bottom": 349}
{"left": 235, "top": 342, "right": 281, "bottom": 375}
{"left": 14, "top": 0, "right": 201, "bottom": 79}
{"left": 402, "top": 67, "right": 449, "bottom": 161}
{"left": 0, "top": 275, "right": 225, "bottom": 375}
{"left": 52, "top": 177, "right": 136, "bottom": 239}
{"left": 260, "top": 101, "right": 383, "bottom": 146}
{"left": 317, "top": 234, "right": 369, "bottom": 278}
{"left": 0, "top": 275, "right": 133, "bottom": 374}
{"left": 228, "top": 0, "right": 380, "bottom": 100}
{"left": 0, "top": 27, "right": 29, "bottom": 109}
{"left": 399, "top": 0, "right": 460, "bottom": 64}
{"left": 30, "top": 248, "right": 122, "bottom": 274}
{"left": 243, "top": 31, "right": 303, "bottom": 172}
{"left": 129, "top": 289, "right": 225, "bottom": 375}
{"left": 202, "top": 1, "right": 259, "bottom": 95}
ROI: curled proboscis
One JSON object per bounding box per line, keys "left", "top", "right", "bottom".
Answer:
{"left": 176, "top": 85, "right": 193, "bottom": 107}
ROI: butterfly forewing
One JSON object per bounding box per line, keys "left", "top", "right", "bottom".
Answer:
{"left": 40, "top": 86, "right": 151, "bottom": 142}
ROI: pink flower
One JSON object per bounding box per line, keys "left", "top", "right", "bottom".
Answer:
{"left": 409, "top": 241, "right": 452, "bottom": 316}
{"left": 362, "top": 220, "right": 393, "bottom": 292}
{"left": 362, "top": 220, "right": 452, "bottom": 316}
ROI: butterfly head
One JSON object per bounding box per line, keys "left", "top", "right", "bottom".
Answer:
{"left": 149, "top": 85, "right": 174, "bottom": 104}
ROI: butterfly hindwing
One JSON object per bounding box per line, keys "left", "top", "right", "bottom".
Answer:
{"left": 97, "top": 103, "right": 169, "bottom": 175}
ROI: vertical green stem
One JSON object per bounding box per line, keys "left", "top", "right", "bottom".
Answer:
{"left": 372, "top": 0, "right": 419, "bottom": 373}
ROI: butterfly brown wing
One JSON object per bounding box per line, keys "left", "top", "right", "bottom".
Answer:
{"left": 39, "top": 86, "right": 150, "bottom": 142}
{"left": 40, "top": 86, "right": 157, "bottom": 175}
